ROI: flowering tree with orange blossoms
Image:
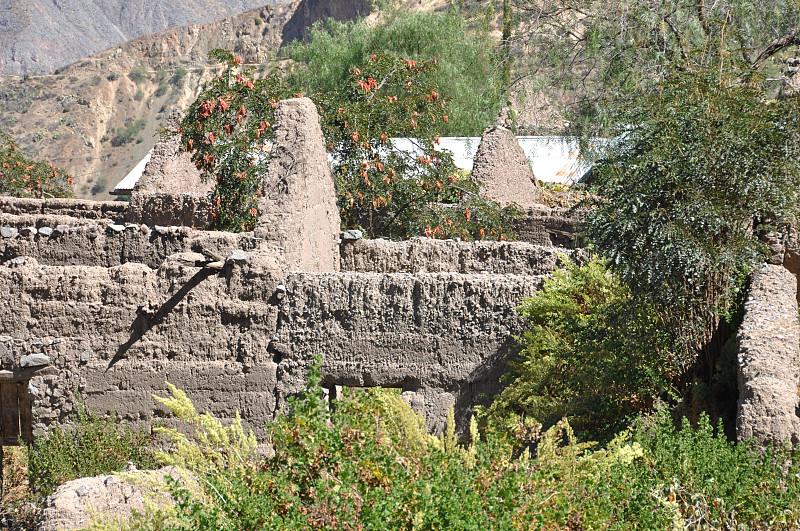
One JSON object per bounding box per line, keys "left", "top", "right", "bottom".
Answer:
{"left": 180, "top": 49, "right": 284, "bottom": 231}
{"left": 182, "top": 50, "right": 516, "bottom": 238}
{"left": 315, "top": 52, "right": 517, "bottom": 240}
{"left": 0, "top": 131, "right": 73, "bottom": 199}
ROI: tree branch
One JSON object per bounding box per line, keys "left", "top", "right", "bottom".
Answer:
{"left": 751, "top": 30, "right": 800, "bottom": 71}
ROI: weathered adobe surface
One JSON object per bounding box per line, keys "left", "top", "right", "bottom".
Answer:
{"left": 340, "top": 237, "right": 572, "bottom": 275}
{"left": 0, "top": 96, "right": 581, "bottom": 439}
{"left": 736, "top": 264, "right": 800, "bottom": 446}
{"left": 0, "top": 257, "right": 542, "bottom": 437}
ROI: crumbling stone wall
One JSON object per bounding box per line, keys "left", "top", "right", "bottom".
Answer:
{"left": 736, "top": 264, "right": 800, "bottom": 446}
{"left": 0, "top": 97, "right": 587, "bottom": 438}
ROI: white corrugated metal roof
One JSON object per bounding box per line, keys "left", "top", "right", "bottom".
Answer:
{"left": 111, "top": 148, "right": 152, "bottom": 195}
{"left": 113, "top": 136, "right": 598, "bottom": 194}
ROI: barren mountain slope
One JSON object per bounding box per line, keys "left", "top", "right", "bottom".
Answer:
{"left": 0, "top": 0, "right": 281, "bottom": 76}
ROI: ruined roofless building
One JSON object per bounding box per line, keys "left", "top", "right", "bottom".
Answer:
{"left": 0, "top": 98, "right": 580, "bottom": 441}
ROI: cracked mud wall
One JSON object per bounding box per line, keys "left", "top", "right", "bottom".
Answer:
{"left": 0, "top": 254, "right": 546, "bottom": 437}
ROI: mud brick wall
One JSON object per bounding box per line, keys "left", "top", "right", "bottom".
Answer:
{"left": 736, "top": 264, "right": 800, "bottom": 446}
{"left": 339, "top": 237, "right": 570, "bottom": 276}
{"left": 0, "top": 254, "right": 545, "bottom": 437}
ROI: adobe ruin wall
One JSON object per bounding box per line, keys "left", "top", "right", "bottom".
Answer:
{"left": 0, "top": 97, "right": 583, "bottom": 439}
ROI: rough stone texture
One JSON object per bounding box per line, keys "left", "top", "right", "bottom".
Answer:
{"left": 39, "top": 465, "right": 194, "bottom": 531}
{"left": 340, "top": 237, "right": 569, "bottom": 275}
{"left": 126, "top": 193, "right": 214, "bottom": 229}
{"left": 0, "top": 222, "right": 261, "bottom": 269}
{"left": 255, "top": 97, "right": 341, "bottom": 273}
{"left": 0, "top": 259, "right": 544, "bottom": 437}
{"left": 471, "top": 125, "right": 542, "bottom": 209}
{"left": 126, "top": 113, "right": 214, "bottom": 228}
{"left": 511, "top": 205, "right": 585, "bottom": 247}
{"left": 276, "top": 272, "right": 543, "bottom": 433}
{"left": 736, "top": 264, "right": 800, "bottom": 446}
{"left": 0, "top": 197, "right": 126, "bottom": 222}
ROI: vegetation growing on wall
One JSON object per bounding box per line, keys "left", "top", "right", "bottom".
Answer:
{"left": 0, "top": 130, "right": 73, "bottom": 198}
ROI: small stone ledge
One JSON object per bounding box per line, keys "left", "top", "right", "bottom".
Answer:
{"left": 340, "top": 237, "right": 570, "bottom": 276}
{"left": 736, "top": 264, "right": 800, "bottom": 446}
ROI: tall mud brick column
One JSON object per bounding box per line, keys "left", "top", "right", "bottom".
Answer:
{"left": 736, "top": 264, "right": 800, "bottom": 446}
{"left": 255, "top": 97, "right": 341, "bottom": 272}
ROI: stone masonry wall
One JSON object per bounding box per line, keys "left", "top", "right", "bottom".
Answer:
{"left": 736, "top": 264, "right": 800, "bottom": 446}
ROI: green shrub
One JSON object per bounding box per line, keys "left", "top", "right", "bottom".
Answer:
{"left": 621, "top": 411, "right": 800, "bottom": 528}
{"left": 170, "top": 67, "right": 187, "bottom": 86}
{"left": 487, "top": 256, "right": 677, "bottom": 442}
{"left": 128, "top": 66, "right": 148, "bottom": 85}
{"left": 111, "top": 119, "right": 147, "bottom": 147}
{"left": 90, "top": 75, "right": 102, "bottom": 86}
{"left": 28, "top": 401, "right": 156, "bottom": 497}
{"left": 107, "top": 72, "right": 120, "bottom": 82}
{"left": 133, "top": 89, "right": 144, "bottom": 102}
{"left": 154, "top": 82, "right": 168, "bottom": 97}
{"left": 585, "top": 60, "right": 800, "bottom": 366}
{"left": 145, "top": 365, "right": 800, "bottom": 530}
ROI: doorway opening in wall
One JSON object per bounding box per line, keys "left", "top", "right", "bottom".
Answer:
{"left": 322, "top": 384, "right": 403, "bottom": 412}
{"left": 0, "top": 380, "right": 33, "bottom": 496}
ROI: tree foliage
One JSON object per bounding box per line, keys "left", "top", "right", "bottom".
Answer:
{"left": 180, "top": 49, "right": 283, "bottom": 231}
{"left": 316, "top": 53, "right": 516, "bottom": 239}
{"left": 284, "top": 9, "right": 506, "bottom": 137}
{"left": 510, "top": 0, "right": 800, "bottom": 134}
{"left": 0, "top": 130, "right": 73, "bottom": 198}
{"left": 488, "top": 256, "right": 677, "bottom": 442}
{"left": 585, "top": 60, "right": 800, "bottom": 365}
{"left": 181, "top": 50, "right": 515, "bottom": 238}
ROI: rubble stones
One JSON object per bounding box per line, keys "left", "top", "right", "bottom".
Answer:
{"left": 20, "top": 353, "right": 51, "bottom": 367}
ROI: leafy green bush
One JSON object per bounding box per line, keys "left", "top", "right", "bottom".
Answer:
{"left": 28, "top": 402, "right": 157, "bottom": 497}
{"left": 487, "top": 256, "right": 677, "bottom": 441}
{"left": 148, "top": 365, "right": 800, "bottom": 530}
{"left": 128, "top": 66, "right": 148, "bottom": 85}
{"left": 0, "top": 130, "right": 74, "bottom": 198}
{"left": 111, "top": 119, "right": 147, "bottom": 147}
{"left": 284, "top": 9, "right": 505, "bottom": 137}
{"left": 154, "top": 82, "right": 169, "bottom": 98}
{"left": 585, "top": 61, "right": 800, "bottom": 366}
{"left": 133, "top": 89, "right": 144, "bottom": 102}
{"left": 623, "top": 411, "right": 800, "bottom": 529}
{"left": 170, "top": 67, "right": 187, "bottom": 86}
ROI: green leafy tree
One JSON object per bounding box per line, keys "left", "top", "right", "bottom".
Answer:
{"left": 181, "top": 50, "right": 515, "bottom": 238}
{"left": 0, "top": 131, "right": 73, "bottom": 198}
{"left": 284, "top": 9, "right": 506, "bottom": 137}
{"left": 180, "top": 49, "right": 284, "bottom": 231}
{"left": 585, "top": 61, "right": 800, "bottom": 371}
{"left": 509, "top": 0, "right": 800, "bottom": 134}
{"left": 316, "top": 52, "right": 516, "bottom": 239}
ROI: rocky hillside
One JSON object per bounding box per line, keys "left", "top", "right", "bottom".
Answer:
{"left": 0, "top": 0, "right": 282, "bottom": 76}
{"left": 0, "top": 0, "right": 369, "bottom": 200}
